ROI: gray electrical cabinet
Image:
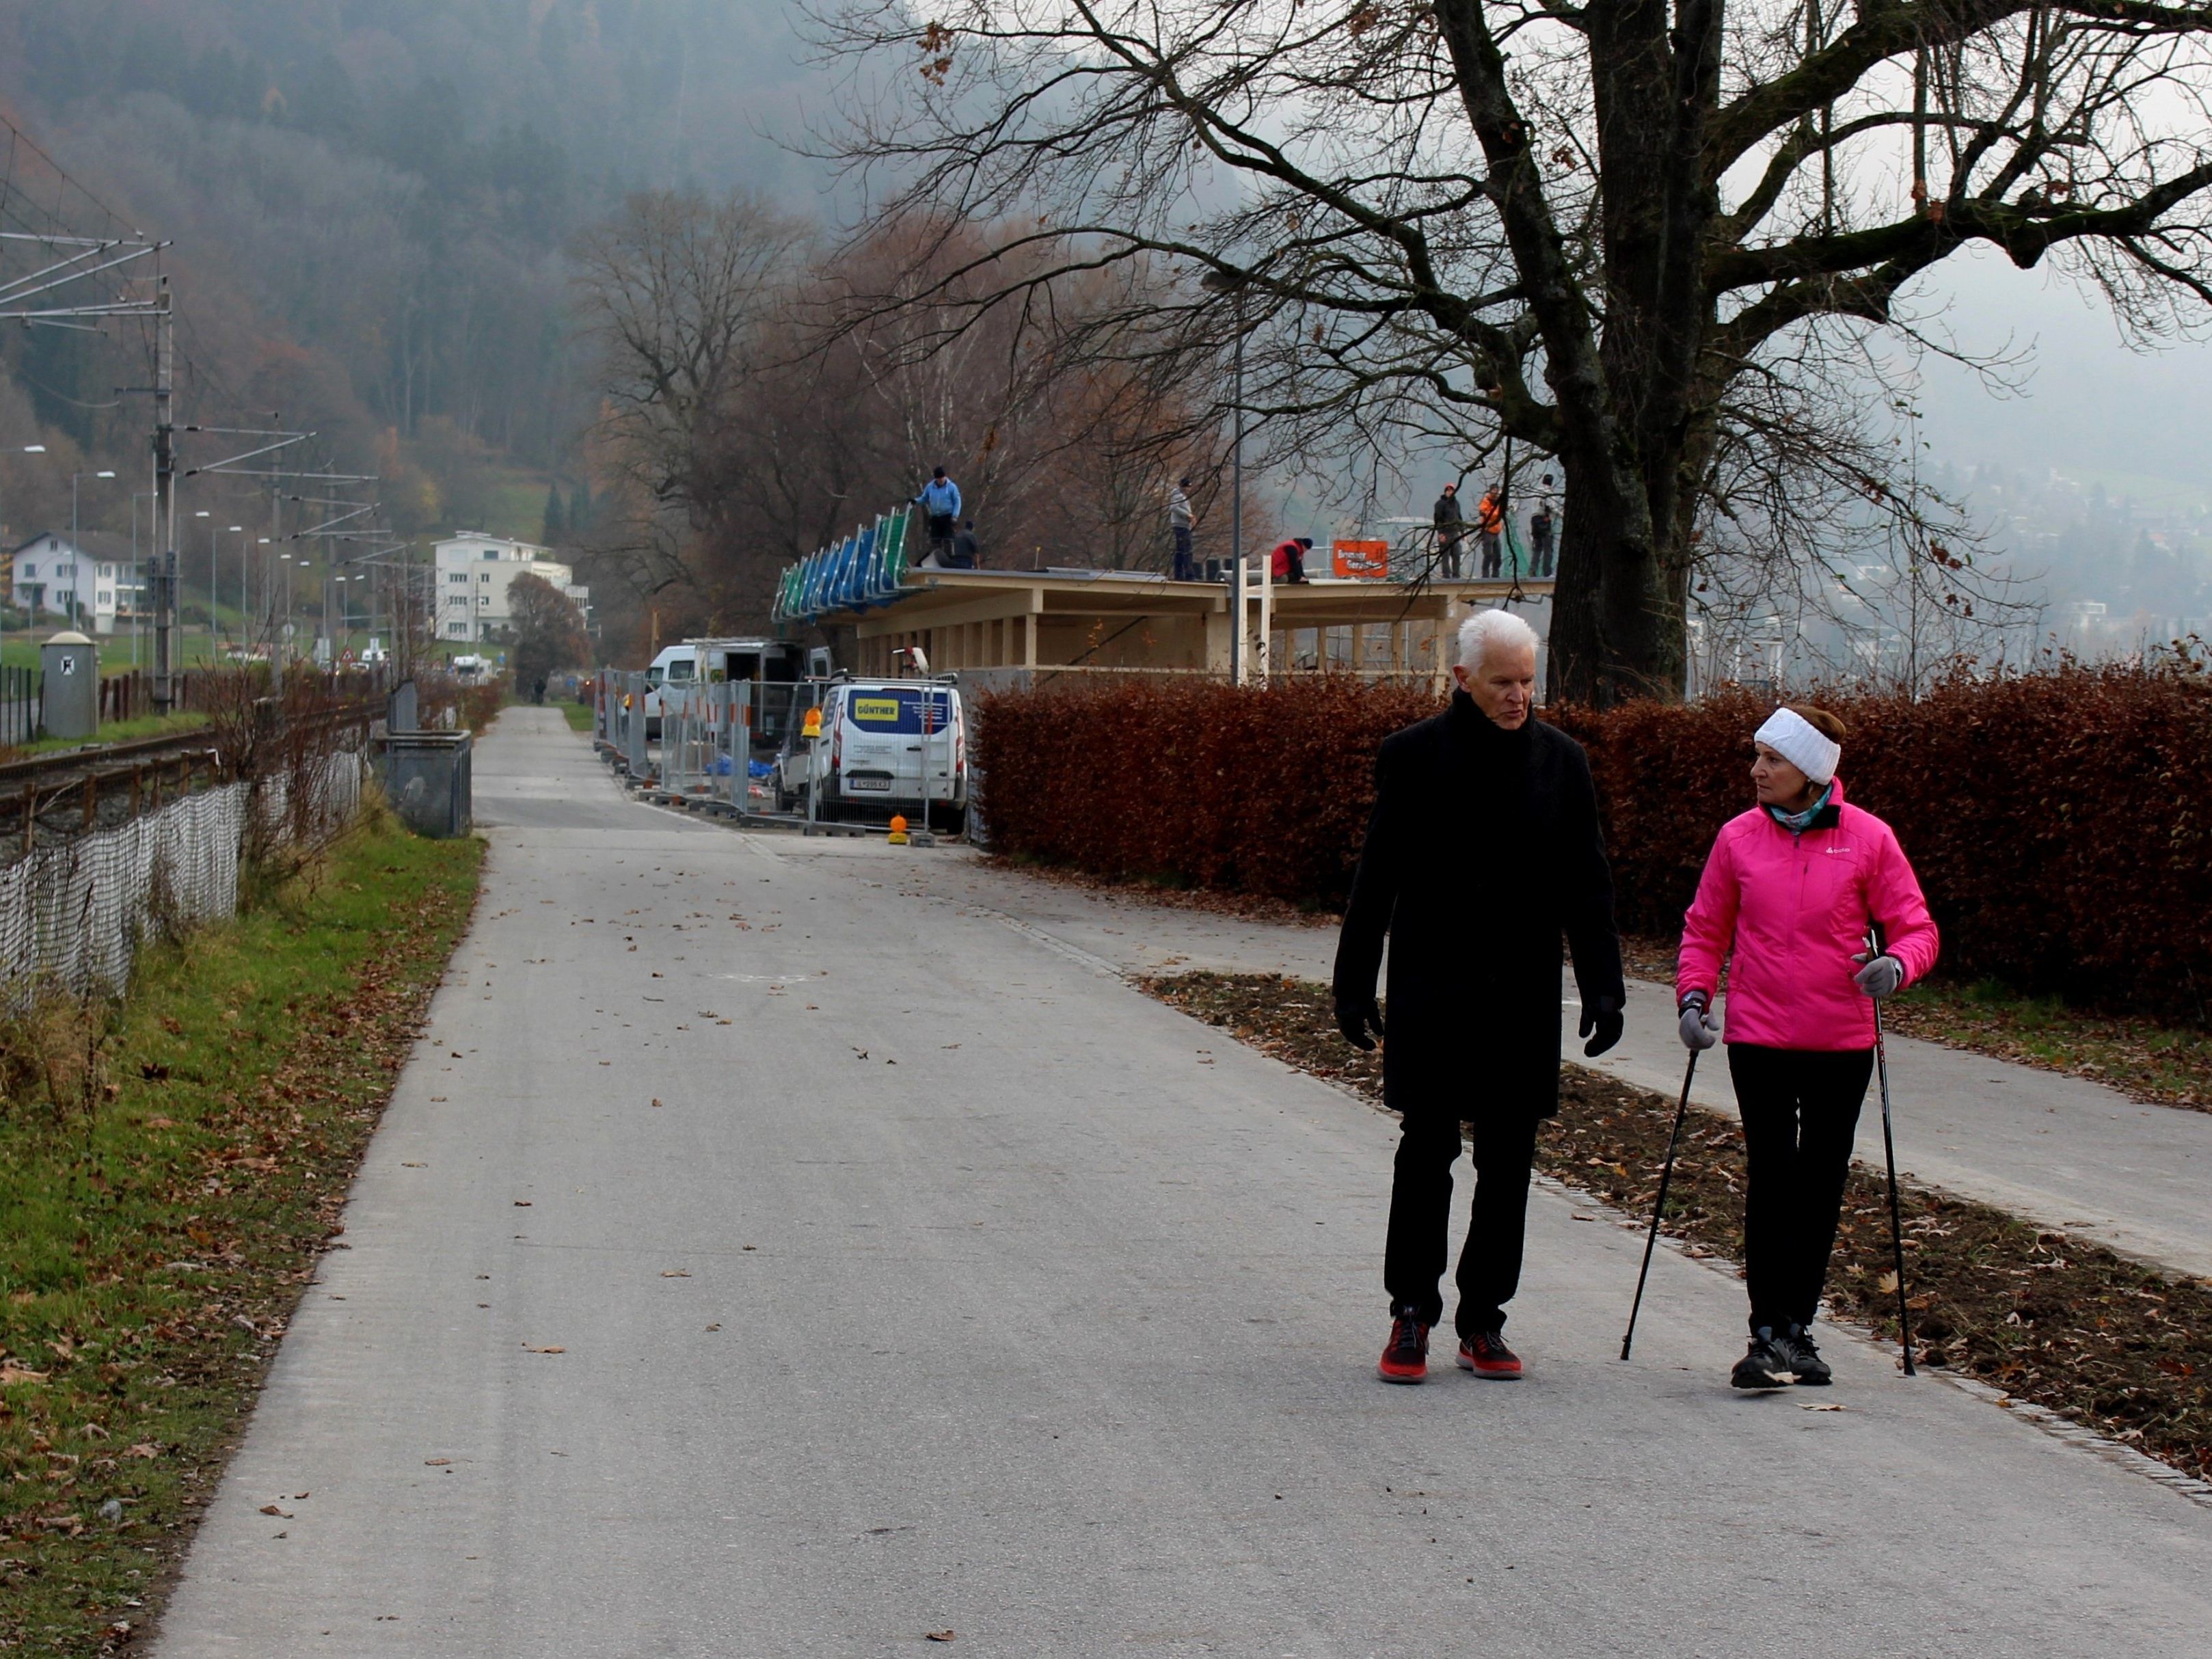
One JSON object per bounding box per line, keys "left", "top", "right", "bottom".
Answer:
{"left": 40, "top": 631, "right": 98, "bottom": 742}
{"left": 377, "top": 729, "right": 474, "bottom": 838}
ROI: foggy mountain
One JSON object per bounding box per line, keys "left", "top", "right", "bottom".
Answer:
{"left": 0, "top": 0, "right": 833, "bottom": 539}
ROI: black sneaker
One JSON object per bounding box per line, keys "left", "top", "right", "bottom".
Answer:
{"left": 1730, "top": 1327, "right": 1795, "bottom": 1390}
{"left": 1455, "top": 1329, "right": 1522, "bottom": 1379}
{"left": 1775, "top": 1325, "right": 1831, "bottom": 1386}
{"left": 1377, "top": 1306, "right": 1430, "bottom": 1384}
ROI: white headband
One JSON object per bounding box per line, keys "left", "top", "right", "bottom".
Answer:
{"left": 1755, "top": 707, "right": 1840, "bottom": 785}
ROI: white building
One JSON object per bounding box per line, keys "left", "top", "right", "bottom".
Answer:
{"left": 7, "top": 531, "right": 141, "bottom": 635}
{"left": 431, "top": 532, "right": 591, "bottom": 643}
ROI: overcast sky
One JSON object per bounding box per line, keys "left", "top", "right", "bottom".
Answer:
{"left": 1897, "top": 247, "right": 2212, "bottom": 509}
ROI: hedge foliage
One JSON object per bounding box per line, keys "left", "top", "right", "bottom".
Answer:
{"left": 973, "top": 663, "right": 2212, "bottom": 1020}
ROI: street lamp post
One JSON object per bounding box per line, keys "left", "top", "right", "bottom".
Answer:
{"left": 72, "top": 469, "right": 118, "bottom": 632}
{"left": 193, "top": 510, "right": 211, "bottom": 663}
{"left": 1200, "top": 269, "right": 1250, "bottom": 679}
{"left": 3, "top": 444, "right": 51, "bottom": 668}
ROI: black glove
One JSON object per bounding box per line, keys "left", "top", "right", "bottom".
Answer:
{"left": 1579, "top": 997, "right": 1625, "bottom": 1058}
{"left": 1336, "top": 996, "right": 1385, "bottom": 1052}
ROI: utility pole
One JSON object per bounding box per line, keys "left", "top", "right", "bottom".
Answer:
{"left": 152, "top": 275, "right": 178, "bottom": 710}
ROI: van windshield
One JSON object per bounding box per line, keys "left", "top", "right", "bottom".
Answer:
{"left": 664, "top": 660, "right": 695, "bottom": 683}
{"left": 845, "top": 688, "right": 954, "bottom": 734}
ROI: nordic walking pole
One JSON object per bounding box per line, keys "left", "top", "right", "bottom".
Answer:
{"left": 1621, "top": 1047, "right": 1699, "bottom": 1362}
{"left": 1871, "top": 990, "right": 1917, "bottom": 1376}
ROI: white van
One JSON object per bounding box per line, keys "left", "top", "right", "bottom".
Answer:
{"left": 643, "top": 637, "right": 807, "bottom": 740}
{"left": 776, "top": 679, "right": 967, "bottom": 831}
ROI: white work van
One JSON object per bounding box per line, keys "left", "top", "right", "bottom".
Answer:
{"left": 775, "top": 678, "right": 967, "bottom": 831}
{"left": 643, "top": 637, "right": 807, "bottom": 741}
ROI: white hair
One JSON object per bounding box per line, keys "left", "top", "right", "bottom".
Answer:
{"left": 1457, "top": 608, "right": 1540, "bottom": 672}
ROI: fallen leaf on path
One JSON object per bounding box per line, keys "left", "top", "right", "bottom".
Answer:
{"left": 1802, "top": 1403, "right": 1846, "bottom": 1413}
{"left": 402, "top": 1161, "right": 426, "bottom": 1168}
{"left": 705, "top": 1322, "right": 722, "bottom": 1332}
{"left": 513, "top": 1200, "right": 532, "bottom": 1207}
{"left": 424, "top": 1458, "right": 451, "bottom": 1467}
{"left": 259, "top": 1504, "right": 293, "bottom": 1517}
{"left": 661, "top": 1270, "right": 690, "bottom": 1278}
{"left": 651, "top": 1098, "right": 663, "bottom": 1108}
{"left": 926, "top": 1632, "right": 956, "bottom": 1643}
{"left": 1876, "top": 1271, "right": 1900, "bottom": 1294}
{"left": 522, "top": 1344, "right": 566, "bottom": 1354}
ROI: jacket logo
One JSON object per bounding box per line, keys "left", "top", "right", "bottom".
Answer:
{"left": 1824, "top": 844, "right": 1856, "bottom": 855}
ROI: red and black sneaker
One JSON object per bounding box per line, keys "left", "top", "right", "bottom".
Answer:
{"left": 1377, "top": 1306, "right": 1430, "bottom": 1384}
{"left": 1456, "top": 1329, "right": 1522, "bottom": 1379}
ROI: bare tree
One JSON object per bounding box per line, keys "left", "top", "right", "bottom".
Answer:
{"left": 809, "top": 0, "right": 2212, "bottom": 703}
{"left": 502, "top": 571, "right": 591, "bottom": 691}
{"left": 573, "top": 190, "right": 817, "bottom": 615}
{"left": 574, "top": 198, "right": 1234, "bottom": 645}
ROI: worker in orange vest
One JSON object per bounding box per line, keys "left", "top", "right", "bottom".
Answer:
{"left": 1476, "top": 486, "right": 1506, "bottom": 578}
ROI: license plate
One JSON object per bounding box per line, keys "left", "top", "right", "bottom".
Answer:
{"left": 846, "top": 776, "right": 892, "bottom": 792}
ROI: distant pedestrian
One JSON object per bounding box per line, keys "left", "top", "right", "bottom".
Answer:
{"left": 532, "top": 675, "right": 547, "bottom": 705}
{"left": 1476, "top": 485, "right": 1506, "bottom": 578}
{"left": 913, "top": 467, "right": 962, "bottom": 565}
{"left": 1338, "top": 608, "right": 1625, "bottom": 1385}
{"left": 952, "top": 520, "right": 980, "bottom": 569}
{"left": 1433, "top": 483, "right": 1466, "bottom": 579}
{"left": 1676, "top": 705, "right": 1939, "bottom": 1390}
{"left": 1269, "top": 536, "right": 1312, "bottom": 584}
{"left": 1168, "top": 477, "right": 1196, "bottom": 580}
{"left": 1528, "top": 502, "right": 1555, "bottom": 578}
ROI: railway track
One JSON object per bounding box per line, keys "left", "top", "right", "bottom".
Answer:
{"left": 1, "top": 701, "right": 381, "bottom": 852}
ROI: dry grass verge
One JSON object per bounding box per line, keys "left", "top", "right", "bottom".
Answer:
{"left": 1144, "top": 971, "right": 2212, "bottom": 1486}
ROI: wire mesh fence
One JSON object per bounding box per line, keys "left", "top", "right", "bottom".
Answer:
{"left": 0, "top": 746, "right": 368, "bottom": 1006}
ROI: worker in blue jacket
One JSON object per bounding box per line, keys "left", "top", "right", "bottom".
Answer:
{"left": 915, "top": 468, "right": 962, "bottom": 565}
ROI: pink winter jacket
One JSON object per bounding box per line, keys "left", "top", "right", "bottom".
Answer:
{"left": 1676, "top": 778, "right": 1939, "bottom": 1052}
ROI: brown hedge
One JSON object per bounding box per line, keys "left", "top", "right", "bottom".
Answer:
{"left": 974, "top": 663, "right": 2212, "bottom": 1021}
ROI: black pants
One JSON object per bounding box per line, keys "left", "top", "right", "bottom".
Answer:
{"left": 1172, "top": 526, "right": 1195, "bottom": 580}
{"left": 1530, "top": 530, "right": 1554, "bottom": 577}
{"left": 1479, "top": 532, "right": 1502, "bottom": 578}
{"left": 926, "top": 512, "right": 955, "bottom": 561}
{"left": 1383, "top": 1109, "right": 1541, "bottom": 1336}
{"left": 1729, "top": 1043, "right": 1874, "bottom": 1334}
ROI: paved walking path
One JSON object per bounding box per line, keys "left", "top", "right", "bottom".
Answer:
{"left": 157, "top": 710, "right": 2211, "bottom": 1656}
{"left": 904, "top": 857, "right": 2212, "bottom": 1282}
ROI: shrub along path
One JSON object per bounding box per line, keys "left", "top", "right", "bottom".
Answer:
{"left": 0, "top": 818, "right": 483, "bottom": 1657}
{"left": 1146, "top": 973, "right": 2212, "bottom": 1489}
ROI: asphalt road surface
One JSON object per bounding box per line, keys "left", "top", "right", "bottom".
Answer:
{"left": 898, "top": 831, "right": 2212, "bottom": 1282}
{"left": 156, "top": 710, "right": 2212, "bottom": 1656}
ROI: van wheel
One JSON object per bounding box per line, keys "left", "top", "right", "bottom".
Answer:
{"left": 932, "top": 803, "right": 967, "bottom": 837}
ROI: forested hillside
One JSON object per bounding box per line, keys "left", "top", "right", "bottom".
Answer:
{"left": 0, "top": 0, "right": 820, "bottom": 544}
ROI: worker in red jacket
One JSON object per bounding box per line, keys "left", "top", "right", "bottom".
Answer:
{"left": 1269, "top": 536, "right": 1312, "bottom": 583}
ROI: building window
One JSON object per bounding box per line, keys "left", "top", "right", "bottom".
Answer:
{"left": 449, "top": 572, "right": 468, "bottom": 584}
{"left": 18, "top": 564, "right": 31, "bottom": 579}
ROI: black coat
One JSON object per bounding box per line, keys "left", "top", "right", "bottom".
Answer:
{"left": 1333, "top": 692, "right": 1625, "bottom": 1120}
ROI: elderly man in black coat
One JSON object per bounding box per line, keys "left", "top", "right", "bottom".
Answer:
{"left": 1334, "top": 608, "right": 1626, "bottom": 1384}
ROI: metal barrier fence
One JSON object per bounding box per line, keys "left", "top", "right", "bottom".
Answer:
{"left": 1, "top": 748, "right": 366, "bottom": 1004}
{"left": 1, "top": 664, "right": 36, "bottom": 750}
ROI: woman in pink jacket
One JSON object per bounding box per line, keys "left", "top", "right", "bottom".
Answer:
{"left": 1676, "top": 705, "right": 1938, "bottom": 1390}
